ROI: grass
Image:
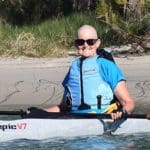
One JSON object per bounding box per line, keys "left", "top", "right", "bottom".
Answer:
{"left": 0, "top": 13, "right": 149, "bottom": 57}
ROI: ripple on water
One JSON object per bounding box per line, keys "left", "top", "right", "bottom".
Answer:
{"left": 0, "top": 133, "right": 150, "bottom": 150}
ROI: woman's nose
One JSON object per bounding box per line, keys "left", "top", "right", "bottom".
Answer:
{"left": 83, "top": 41, "right": 88, "bottom": 47}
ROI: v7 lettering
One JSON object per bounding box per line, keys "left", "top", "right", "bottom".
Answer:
{"left": 17, "top": 123, "right": 27, "bottom": 129}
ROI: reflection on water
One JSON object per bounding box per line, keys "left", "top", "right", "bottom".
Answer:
{"left": 0, "top": 134, "right": 150, "bottom": 150}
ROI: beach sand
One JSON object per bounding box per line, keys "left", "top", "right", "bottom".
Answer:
{"left": 0, "top": 55, "right": 150, "bottom": 112}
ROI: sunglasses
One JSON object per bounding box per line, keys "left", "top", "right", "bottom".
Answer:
{"left": 75, "top": 39, "right": 98, "bottom": 46}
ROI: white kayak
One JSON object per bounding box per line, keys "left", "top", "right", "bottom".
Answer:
{"left": 0, "top": 117, "right": 150, "bottom": 142}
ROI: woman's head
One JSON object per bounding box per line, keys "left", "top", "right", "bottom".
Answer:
{"left": 75, "top": 25, "right": 101, "bottom": 57}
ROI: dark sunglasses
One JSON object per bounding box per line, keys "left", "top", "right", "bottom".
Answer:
{"left": 75, "top": 39, "right": 98, "bottom": 46}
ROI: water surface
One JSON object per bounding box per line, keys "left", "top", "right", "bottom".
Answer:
{"left": 1, "top": 133, "right": 150, "bottom": 149}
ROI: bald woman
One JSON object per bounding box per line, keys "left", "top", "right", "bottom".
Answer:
{"left": 45, "top": 25, "right": 135, "bottom": 121}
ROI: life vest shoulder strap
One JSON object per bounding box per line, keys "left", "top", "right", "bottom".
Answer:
{"left": 96, "top": 48, "right": 115, "bottom": 63}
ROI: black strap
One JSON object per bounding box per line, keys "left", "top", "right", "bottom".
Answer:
{"left": 78, "top": 57, "right": 91, "bottom": 110}
{"left": 80, "top": 57, "right": 84, "bottom": 105}
{"left": 96, "top": 49, "right": 115, "bottom": 63}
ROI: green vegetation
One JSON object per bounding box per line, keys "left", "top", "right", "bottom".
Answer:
{"left": 0, "top": 13, "right": 124, "bottom": 57}
{"left": 0, "top": 0, "right": 149, "bottom": 57}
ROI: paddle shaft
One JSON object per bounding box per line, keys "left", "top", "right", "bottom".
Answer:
{"left": 127, "top": 113, "right": 148, "bottom": 119}
{"left": 75, "top": 113, "right": 150, "bottom": 120}
{"left": 0, "top": 110, "right": 149, "bottom": 120}
{"left": 0, "top": 110, "right": 26, "bottom": 116}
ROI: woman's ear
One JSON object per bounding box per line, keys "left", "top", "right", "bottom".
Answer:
{"left": 96, "top": 39, "right": 101, "bottom": 48}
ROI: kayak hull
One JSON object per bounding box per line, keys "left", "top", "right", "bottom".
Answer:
{"left": 0, "top": 118, "right": 150, "bottom": 142}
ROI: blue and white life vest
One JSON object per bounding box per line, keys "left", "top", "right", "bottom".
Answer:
{"left": 65, "top": 55, "right": 114, "bottom": 113}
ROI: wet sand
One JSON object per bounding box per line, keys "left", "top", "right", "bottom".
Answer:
{"left": 0, "top": 55, "right": 150, "bottom": 112}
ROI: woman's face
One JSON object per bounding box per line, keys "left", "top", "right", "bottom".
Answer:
{"left": 75, "top": 28, "right": 101, "bottom": 58}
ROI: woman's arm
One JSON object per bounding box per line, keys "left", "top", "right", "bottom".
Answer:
{"left": 114, "top": 80, "right": 135, "bottom": 113}
{"left": 111, "top": 80, "right": 135, "bottom": 120}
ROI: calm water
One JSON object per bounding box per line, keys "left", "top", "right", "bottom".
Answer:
{"left": 0, "top": 134, "right": 150, "bottom": 150}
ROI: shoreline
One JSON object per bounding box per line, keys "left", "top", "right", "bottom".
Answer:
{"left": 0, "top": 53, "right": 149, "bottom": 67}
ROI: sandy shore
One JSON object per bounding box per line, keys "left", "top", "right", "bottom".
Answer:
{"left": 0, "top": 55, "right": 150, "bottom": 112}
